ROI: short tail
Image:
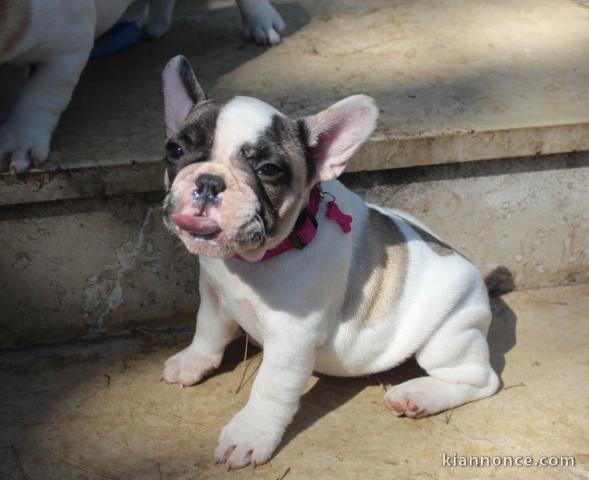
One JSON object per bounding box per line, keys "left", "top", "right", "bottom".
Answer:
{"left": 484, "top": 266, "right": 514, "bottom": 297}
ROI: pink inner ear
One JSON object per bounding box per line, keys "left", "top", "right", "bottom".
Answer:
{"left": 163, "top": 59, "right": 195, "bottom": 135}
{"left": 306, "top": 95, "right": 378, "bottom": 182}
{"left": 312, "top": 121, "right": 348, "bottom": 177}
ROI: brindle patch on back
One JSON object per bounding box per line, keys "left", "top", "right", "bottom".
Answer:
{"left": 342, "top": 208, "right": 408, "bottom": 328}
{"left": 0, "top": 0, "right": 30, "bottom": 59}
{"left": 403, "top": 219, "right": 463, "bottom": 258}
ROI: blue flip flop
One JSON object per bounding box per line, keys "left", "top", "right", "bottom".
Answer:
{"left": 90, "top": 21, "right": 141, "bottom": 59}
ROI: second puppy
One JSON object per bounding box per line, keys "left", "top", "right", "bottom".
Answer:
{"left": 0, "top": 0, "right": 285, "bottom": 172}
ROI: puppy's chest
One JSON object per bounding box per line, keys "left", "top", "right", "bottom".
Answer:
{"left": 204, "top": 263, "right": 268, "bottom": 341}
{"left": 219, "top": 286, "right": 267, "bottom": 342}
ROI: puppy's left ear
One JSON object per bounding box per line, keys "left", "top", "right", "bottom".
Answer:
{"left": 162, "top": 55, "right": 207, "bottom": 136}
{"left": 301, "top": 95, "right": 378, "bottom": 183}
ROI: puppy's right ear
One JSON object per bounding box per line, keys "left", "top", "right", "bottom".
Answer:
{"left": 162, "top": 55, "right": 206, "bottom": 135}
{"left": 301, "top": 95, "right": 378, "bottom": 183}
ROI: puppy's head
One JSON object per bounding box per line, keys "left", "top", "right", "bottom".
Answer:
{"left": 161, "top": 55, "right": 378, "bottom": 261}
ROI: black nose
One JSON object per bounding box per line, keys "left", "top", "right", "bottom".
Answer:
{"left": 195, "top": 174, "right": 226, "bottom": 200}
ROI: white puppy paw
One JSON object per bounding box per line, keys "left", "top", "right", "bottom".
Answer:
{"left": 215, "top": 409, "right": 282, "bottom": 469}
{"left": 238, "top": 0, "right": 285, "bottom": 45}
{"left": 383, "top": 379, "right": 438, "bottom": 418}
{"left": 161, "top": 347, "right": 220, "bottom": 386}
{"left": 383, "top": 375, "right": 496, "bottom": 418}
{"left": 0, "top": 123, "right": 51, "bottom": 172}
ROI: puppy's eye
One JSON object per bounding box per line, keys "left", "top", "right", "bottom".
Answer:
{"left": 256, "top": 162, "right": 282, "bottom": 179}
{"left": 165, "top": 141, "right": 184, "bottom": 159}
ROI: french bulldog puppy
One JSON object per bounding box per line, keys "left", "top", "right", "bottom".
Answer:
{"left": 160, "top": 55, "right": 500, "bottom": 469}
{"left": 0, "top": 0, "right": 285, "bottom": 173}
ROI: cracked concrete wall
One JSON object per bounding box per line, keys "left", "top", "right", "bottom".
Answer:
{"left": 0, "top": 193, "right": 198, "bottom": 347}
{"left": 1, "top": 153, "right": 588, "bottom": 347}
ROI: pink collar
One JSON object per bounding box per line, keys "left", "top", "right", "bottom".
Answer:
{"left": 235, "top": 184, "right": 352, "bottom": 262}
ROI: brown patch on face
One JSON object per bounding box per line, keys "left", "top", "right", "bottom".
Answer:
{"left": 342, "top": 208, "right": 408, "bottom": 328}
{"left": 217, "top": 113, "right": 309, "bottom": 261}
{"left": 164, "top": 100, "right": 223, "bottom": 184}
{"left": 0, "top": 0, "right": 31, "bottom": 58}
{"left": 234, "top": 114, "right": 307, "bottom": 247}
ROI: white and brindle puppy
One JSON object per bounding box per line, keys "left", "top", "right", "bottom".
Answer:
{"left": 160, "top": 55, "right": 500, "bottom": 469}
{"left": 0, "top": 0, "right": 285, "bottom": 172}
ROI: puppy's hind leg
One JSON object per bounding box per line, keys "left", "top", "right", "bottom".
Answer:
{"left": 0, "top": 48, "right": 91, "bottom": 172}
{"left": 144, "top": 0, "right": 175, "bottom": 39}
{"left": 384, "top": 305, "right": 500, "bottom": 418}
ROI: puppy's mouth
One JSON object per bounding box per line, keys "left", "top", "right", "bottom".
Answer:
{"left": 169, "top": 213, "right": 222, "bottom": 240}
{"left": 163, "top": 190, "right": 268, "bottom": 258}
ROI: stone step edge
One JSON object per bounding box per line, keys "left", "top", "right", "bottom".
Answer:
{"left": 1, "top": 121, "right": 588, "bottom": 207}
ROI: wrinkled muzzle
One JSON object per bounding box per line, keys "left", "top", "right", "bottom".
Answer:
{"left": 162, "top": 164, "right": 266, "bottom": 258}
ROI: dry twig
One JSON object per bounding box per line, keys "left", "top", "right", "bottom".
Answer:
{"left": 371, "top": 374, "right": 390, "bottom": 391}
{"left": 76, "top": 374, "right": 111, "bottom": 408}
{"left": 234, "top": 335, "right": 262, "bottom": 394}
{"left": 503, "top": 382, "right": 526, "bottom": 391}
{"left": 276, "top": 467, "right": 291, "bottom": 480}
{"left": 235, "top": 334, "right": 250, "bottom": 393}
{"left": 520, "top": 291, "right": 567, "bottom": 306}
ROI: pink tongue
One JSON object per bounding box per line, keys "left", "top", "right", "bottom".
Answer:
{"left": 170, "top": 214, "right": 220, "bottom": 236}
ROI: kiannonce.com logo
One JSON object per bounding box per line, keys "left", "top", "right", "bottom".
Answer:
{"left": 442, "top": 452, "right": 576, "bottom": 468}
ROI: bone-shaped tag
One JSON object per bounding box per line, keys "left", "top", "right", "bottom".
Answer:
{"left": 325, "top": 200, "right": 352, "bottom": 233}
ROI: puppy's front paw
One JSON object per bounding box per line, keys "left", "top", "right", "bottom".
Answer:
{"left": 240, "top": 0, "right": 285, "bottom": 45}
{"left": 215, "top": 409, "right": 282, "bottom": 469}
{"left": 161, "top": 347, "right": 220, "bottom": 386}
{"left": 0, "top": 123, "right": 51, "bottom": 172}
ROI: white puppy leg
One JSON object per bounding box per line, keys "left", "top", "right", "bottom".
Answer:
{"left": 144, "top": 0, "right": 175, "bottom": 39}
{"left": 384, "top": 306, "right": 500, "bottom": 418}
{"left": 236, "top": 0, "right": 285, "bottom": 45}
{"left": 162, "top": 273, "right": 239, "bottom": 386}
{"left": 0, "top": 49, "right": 90, "bottom": 172}
{"left": 215, "top": 336, "right": 315, "bottom": 469}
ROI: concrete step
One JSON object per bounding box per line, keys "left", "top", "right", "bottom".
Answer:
{"left": 3, "top": 151, "right": 588, "bottom": 346}
{"left": 1, "top": 0, "right": 588, "bottom": 346}
{"left": 1, "top": 0, "right": 589, "bottom": 205}
{"left": 1, "top": 283, "right": 588, "bottom": 479}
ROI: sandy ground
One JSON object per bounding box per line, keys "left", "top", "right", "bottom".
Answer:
{"left": 1, "top": 283, "right": 588, "bottom": 479}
